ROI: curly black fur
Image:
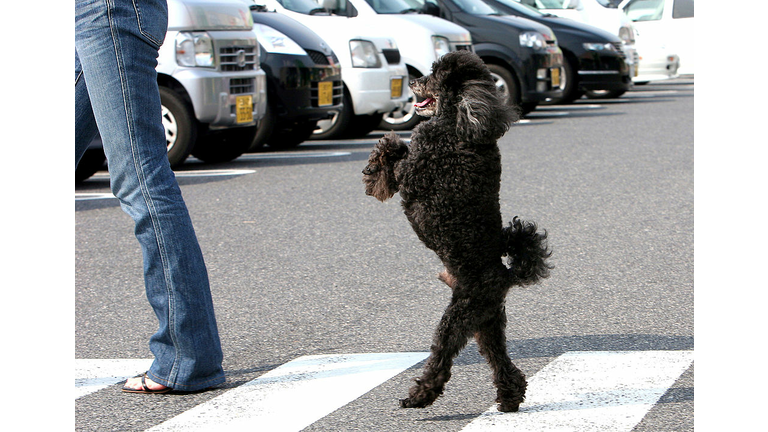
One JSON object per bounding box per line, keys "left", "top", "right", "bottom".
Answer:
{"left": 362, "top": 51, "right": 552, "bottom": 413}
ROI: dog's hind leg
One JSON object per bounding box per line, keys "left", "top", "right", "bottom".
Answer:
{"left": 475, "top": 306, "right": 527, "bottom": 412}
{"left": 400, "top": 297, "right": 476, "bottom": 409}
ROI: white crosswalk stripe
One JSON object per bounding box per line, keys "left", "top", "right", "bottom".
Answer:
{"left": 148, "top": 352, "right": 428, "bottom": 431}
{"left": 75, "top": 358, "right": 153, "bottom": 399}
{"left": 460, "top": 351, "right": 694, "bottom": 432}
{"left": 75, "top": 350, "right": 692, "bottom": 431}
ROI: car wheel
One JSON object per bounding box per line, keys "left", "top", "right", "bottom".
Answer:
{"left": 268, "top": 121, "right": 317, "bottom": 150}
{"left": 380, "top": 71, "right": 423, "bottom": 131}
{"left": 247, "top": 102, "right": 275, "bottom": 152}
{"left": 312, "top": 91, "right": 353, "bottom": 140}
{"left": 191, "top": 126, "right": 255, "bottom": 163}
{"left": 159, "top": 87, "right": 197, "bottom": 167}
{"left": 75, "top": 148, "right": 106, "bottom": 183}
{"left": 486, "top": 63, "right": 530, "bottom": 113}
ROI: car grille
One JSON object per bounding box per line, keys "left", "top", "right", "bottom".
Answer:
{"left": 219, "top": 46, "right": 258, "bottom": 72}
{"left": 305, "top": 49, "right": 340, "bottom": 66}
{"left": 230, "top": 78, "right": 254, "bottom": 95}
{"left": 311, "top": 80, "right": 343, "bottom": 107}
{"left": 382, "top": 48, "right": 401, "bottom": 65}
{"left": 453, "top": 44, "right": 473, "bottom": 52}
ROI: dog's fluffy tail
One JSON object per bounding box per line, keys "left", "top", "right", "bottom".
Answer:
{"left": 502, "top": 217, "right": 553, "bottom": 286}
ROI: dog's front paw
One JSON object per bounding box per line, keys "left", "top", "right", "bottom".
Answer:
{"left": 375, "top": 131, "right": 408, "bottom": 160}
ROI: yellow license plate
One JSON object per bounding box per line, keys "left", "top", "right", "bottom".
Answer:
{"left": 391, "top": 77, "right": 403, "bottom": 98}
{"left": 236, "top": 95, "right": 253, "bottom": 124}
{"left": 551, "top": 67, "right": 561, "bottom": 88}
{"left": 318, "top": 81, "right": 333, "bottom": 107}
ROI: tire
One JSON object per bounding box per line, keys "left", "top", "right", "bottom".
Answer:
{"left": 585, "top": 89, "right": 627, "bottom": 99}
{"left": 486, "top": 63, "right": 528, "bottom": 113}
{"left": 379, "top": 70, "right": 423, "bottom": 131}
{"left": 247, "top": 102, "right": 275, "bottom": 152}
{"left": 268, "top": 121, "right": 317, "bottom": 150}
{"left": 75, "top": 148, "right": 106, "bottom": 182}
{"left": 312, "top": 91, "right": 353, "bottom": 140}
{"left": 545, "top": 56, "right": 582, "bottom": 105}
{"left": 159, "top": 87, "right": 197, "bottom": 167}
{"left": 191, "top": 126, "right": 256, "bottom": 163}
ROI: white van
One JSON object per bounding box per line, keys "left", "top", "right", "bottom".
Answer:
{"left": 620, "top": 0, "right": 694, "bottom": 77}
{"left": 328, "top": 0, "right": 473, "bottom": 130}
{"left": 245, "top": 0, "right": 411, "bottom": 138}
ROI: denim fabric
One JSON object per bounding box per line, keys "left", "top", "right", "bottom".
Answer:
{"left": 75, "top": 0, "right": 225, "bottom": 391}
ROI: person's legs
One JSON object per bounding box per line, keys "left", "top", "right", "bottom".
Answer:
{"left": 75, "top": 0, "right": 224, "bottom": 392}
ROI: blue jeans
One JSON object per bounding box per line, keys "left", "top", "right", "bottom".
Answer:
{"left": 75, "top": 0, "right": 225, "bottom": 391}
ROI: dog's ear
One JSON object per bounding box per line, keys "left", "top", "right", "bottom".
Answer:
{"left": 456, "top": 81, "right": 519, "bottom": 142}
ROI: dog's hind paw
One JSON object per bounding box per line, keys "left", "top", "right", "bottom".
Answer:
{"left": 399, "top": 396, "right": 432, "bottom": 409}
{"left": 497, "top": 400, "right": 521, "bottom": 412}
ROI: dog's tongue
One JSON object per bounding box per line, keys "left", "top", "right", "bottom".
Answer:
{"left": 415, "top": 97, "right": 434, "bottom": 108}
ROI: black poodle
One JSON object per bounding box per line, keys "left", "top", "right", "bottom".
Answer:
{"left": 362, "top": 50, "right": 552, "bottom": 413}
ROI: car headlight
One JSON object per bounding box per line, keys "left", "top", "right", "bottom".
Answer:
{"left": 432, "top": 36, "right": 450, "bottom": 59}
{"left": 175, "top": 32, "right": 214, "bottom": 67}
{"left": 583, "top": 42, "right": 617, "bottom": 52}
{"left": 519, "top": 31, "right": 548, "bottom": 50}
{"left": 349, "top": 40, "right": 382, "bottom": 68}
{"left": 253, "top": 24, "right": 306, "bottom": 55}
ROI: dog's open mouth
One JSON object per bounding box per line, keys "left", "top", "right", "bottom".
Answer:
{"left": 414, "top": 97, "right": 437, "bottom": 116}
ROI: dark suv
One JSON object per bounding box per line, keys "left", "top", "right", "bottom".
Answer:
{"left": 409, "top": 0, "right": 564, "bottom": 114}
{"left": 483, "top": 0, "right": 631, "bottom": 102}
{"left": 248, "top": 6, "right": 344, "bottom": 150}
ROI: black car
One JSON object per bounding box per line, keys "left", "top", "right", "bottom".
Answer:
{"left": 409, "top": 0, "right": 563, "bottom": 114}
{"left": 482, "top": 0, "right": 631, "bottom": 102}
{"left": 248, "top": 6, "right": 344, "bottom": 150}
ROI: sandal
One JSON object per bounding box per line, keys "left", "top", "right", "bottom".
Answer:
{"left": 121, "top": 373, "right": 172, "bottom": 394}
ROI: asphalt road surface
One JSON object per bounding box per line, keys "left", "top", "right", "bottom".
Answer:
{"left": 75, "top": 78, "right": 694, "bottom": 431}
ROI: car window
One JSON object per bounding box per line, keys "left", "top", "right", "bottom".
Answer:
{"left": 365, "top": 0, "right": 419, "bottom": 13}
{"left": 624, "top": 0, "right": 664, "bottom": 21}
{"left": 276, "top": 0, "right": 325, "bottom": 13}
{"left": 672, "top": 0, "right": 693, "bottom": 18}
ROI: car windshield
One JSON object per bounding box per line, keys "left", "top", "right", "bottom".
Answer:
{"left": 492, "top": 0, "right": 544, "bottom": 17}
{"left": 527, "top": 0, "right": 569, "bottom": 8}
{"left": 596, "top": 0, "right": 623, "bottom": 7}
{"left": 453, "top": 0, "right": 502, "bottom": 15}
{"left": 364, "top": 0, "right": 421, "bottom": 14}
{"left": 275, "top": 0, "right": 328, "bottom": 14}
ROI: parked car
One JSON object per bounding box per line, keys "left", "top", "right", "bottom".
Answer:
{"left": 327, "top": 0, "right": 473, "bottom": 130}
{"left": 248, "top": 0, "right": 410, "bottom": 139}
{"left": 483, "top": 0, "right": 631, "bottom": 102}
{"left": 76, "top": 0, "right": 268, "bottom": 181}
{"left": 248, "top": 5, "right": 344, "bottom": 150}
{"left": 515, "top": 0, "right": 639, "bottom": 82}
{"left": 408, "top": 0, "right": 564, "bottom": 114}
{"left": 620, "top": 0, "right": 693, "bottom": 79}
